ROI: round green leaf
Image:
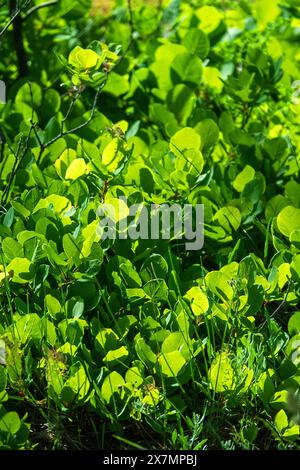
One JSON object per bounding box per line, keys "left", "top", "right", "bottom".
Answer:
{"left": 171, "top": 52, "right": 202, "bottom": 87}
{"left": 140, "top": 254, "right": 169, "bottom": 282}
{"left": 205, "top": 271, "right": 234, "bottom": 302}
{"left": 277, "top": 206, "right": 300, "bottom": 237}
{"left": 101, "top": 371, "right": 125, "bottom": 403}
{"left": 158, "top": 351, "right": 186, "bottom": 377}
{"left": 288, "top": 312, "right": 300, "bottom": 336}
{"left": 209, "top": 352, "right": 235, "bottom": 393}
{"left": 1, "top": 238, "right": 24, "bottom": 261}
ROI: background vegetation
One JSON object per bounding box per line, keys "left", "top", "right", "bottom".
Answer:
{"left": 1, "top": 0, "right": 300, "bottom": 450}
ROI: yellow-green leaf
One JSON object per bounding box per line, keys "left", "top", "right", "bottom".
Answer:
{"left": 65, "top": 158, "right": 87, "bottom": 180}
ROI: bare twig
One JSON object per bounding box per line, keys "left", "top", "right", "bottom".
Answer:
{"left": 128, "top": 0, "right": 134, "bottom": 35}
{"left": 0, "top": 0, "right": 32, "bottom": 38}
{"left": 1, "top": 124, "right": 34, "bottom": 205}
{"left": 36, "top": 80, "right": 106, "bottom": 164}
{"left": 0, "top": 5, "right": 20, "bottom": 38}
{"left": 23, "top": 0, "right": 59, "bottom": 21}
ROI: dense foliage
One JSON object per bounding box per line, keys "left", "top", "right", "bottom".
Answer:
{"left": 1, "top": 0, "right": 300, "bottom": 450}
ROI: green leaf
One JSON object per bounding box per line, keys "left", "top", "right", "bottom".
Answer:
{"left": 44, "top": 117, "right": 60, "bottom": 142}
{"left": 62, "top": 364, "right": 90, "bottom": 402}
{"left": 63, "top": 233, "right": 81, "bottom": 262}
{"left": 255, "top": 0, "right": 280, "bottom": 28}
{"left": 184, "top": 286, "right": 209, "bottom": 316}
{"left": 275, "top": 409, "right": 288, "bottom": 433}
{"left": 265, "top": 195, "right": 289, "bottom": 222}
{"left": 135, "top": 338, "right": 157, "bottom": 365}
{"left": 288, "top": 312, "right": 300, "bottom": 336}
{"left": 55, "top": 149, "right": 77, "bottom": 178}
{"left": 195, "top": 119, "right": 219, "bottom": 152}
{"left": 285, "top": 181, "right": 300, "bottom": 208}
{"left": 3, "top": 207, "right": 14, "bottom": 228}
{"left": 291, "top": 254, "right": 300, "bottom": 283}
{"left": 0, "top": 340, "right": 6, "bottom": 366}
{"left": 13, "top": 314, "right": 41, "bottom": 344}
{"left": 167, "top": 85, "right": 194, "bottom": 124}
{"left": 203, "top": 66, "right": 223, "bottom": 92}
{"left": 42, "top": 89, "right": 61, "bottom": 118}
{"left": 102, "top": 138, "right": 125, "bottom": 174}
{"left": 0, "top": 366, "right": 7, "bottom": 391}
{"left": 144, "top": 279, "right": 168, "bottom": 301}
{"left": 10, "top": 201, "right": 30, "bottom": 219}
{"left": 241, "top": 173, "right": 266, "bottom": 204}
{"left": 290, "top": 229, "right": 300, "bottom": 250}
{"left": 105, "top": 73, "right": 130, "bottom": 97}
{"left": 44, "top": 244, "right": 68, "bottom": 267}
{"left": 149, "top": 104, "right": 179, "bottom": 137}
{"left": 125, "top": 367, "right": 143, "bottom": 387}
{"left": 213, "top": 206, "right": 241, "bottom": 232}
{"left": 95, "top": 329, "right": 119, "bottom": 355}
{"left": 15, "top": 82, "right": 42, "bottom": 108}
{"left": 103, "top": 346, "right": 129, "bottom": 365}
{"left": 196, "top": 6, "right": 223, "bottom": 33}
{"left": 69, "top": 46, "right": 100, "bottom": 70}
{"left": 161, "top": 332, "right": 193, "bottom": 360}
{"left": 33, "top": 195, "right": 72, "bottom": 216}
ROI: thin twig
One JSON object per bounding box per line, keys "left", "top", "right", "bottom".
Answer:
{"left": 128, "top": 0, "right": 134, "bottom": 35}
{"left": 260, "top": 279, "right": 293, "bottom": 329}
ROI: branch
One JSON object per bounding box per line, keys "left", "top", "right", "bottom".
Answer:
{"left": 0, "top": 0, "right": 32, "bottom": 38}
{"left": 0, "top": 6, "right": 19, "bottom": 38}
{"left": 36, "top": 81, "right": 106, "bottom": 164}
{"left": 1, "top": 124, "right": 34, "bottom": 206}
{"left": 128, "top": 0, "right": 134, "bottom": 35}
